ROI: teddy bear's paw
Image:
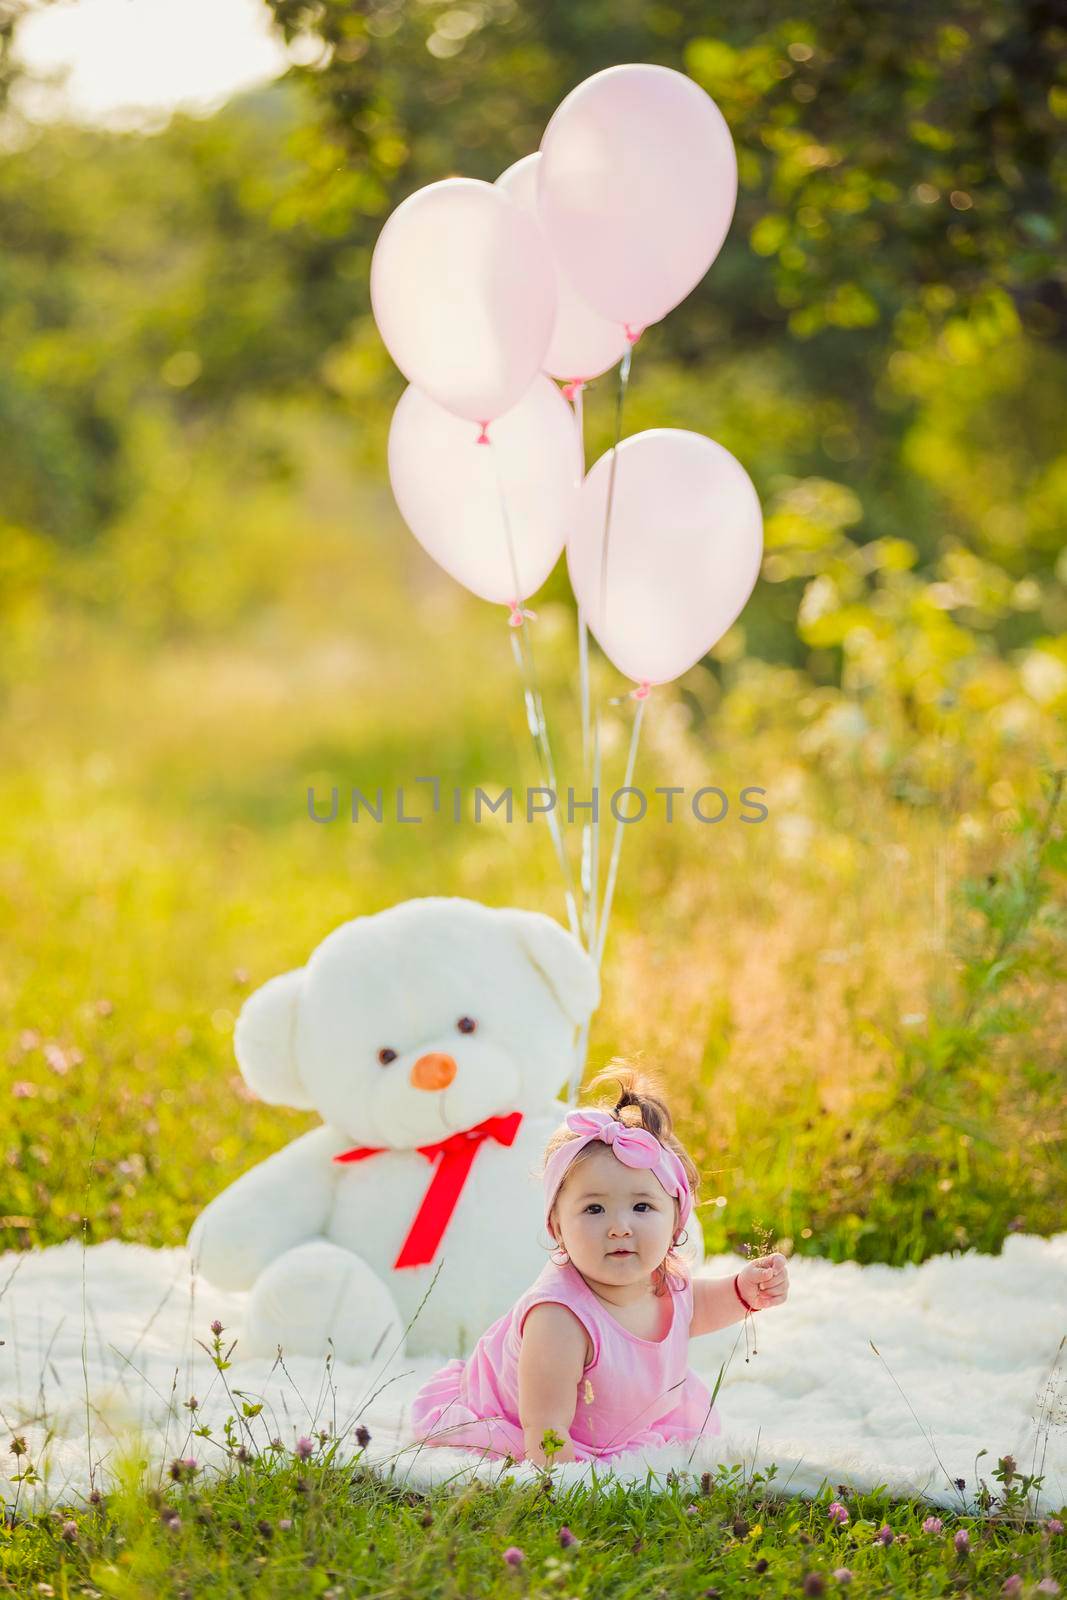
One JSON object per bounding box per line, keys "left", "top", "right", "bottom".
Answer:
{"left": 241, "top": 1240, "right": 407, "bottom": 1365}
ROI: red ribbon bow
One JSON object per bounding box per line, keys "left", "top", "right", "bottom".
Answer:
{"left": 332, "top": 1110, "right": 524, "bottom": 1270}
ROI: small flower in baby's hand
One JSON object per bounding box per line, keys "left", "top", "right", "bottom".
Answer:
{"left": 502, "top": 1545, "right": 524, "bottom": 1567}
{"left": 827, "top": 1501, "right": 849, "bottom": 1525}
{"left": 953, "top": 1528, "right": 971, "bottom": 1555}
{"left": 873, "top": 1524, "right": 894, "bottom": 1545}
{"left": 832, "top": 1570, "right": 853, "bottom": 1586}
{"left": 921, "top": 1516, "right": 943, "bottom": 1534}
{"left": 558, "top": 1525, "right": 579, "bottom": 1547}
{"left": 294, "top": 1436, "right": 314, "bottom": 1461}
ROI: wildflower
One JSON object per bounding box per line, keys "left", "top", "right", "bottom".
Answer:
{"left": 11, "top": 1082, "right": 37, "bottom": 1099}
{"left": 355, "top": 1424, "right": 371, "bottom": 1449}
{"left": 732, "top": 1517, "right": 750, "bottom": 1538}
{"left": 558, "top": 1526, "right": 578, "bottom": 1547}
{"left": 10, "top": 1437, "right": 28, "bottom": 1457}
{"left": 827, "top": 1501, "right": 849, "bottom": 1525}
{"left": 833, "top": 1570, "right": 853, "bottom": 1586}
{"left": 169, "top": 1457, "right": 198, "bottom": 1481}
{"left": 256, "top": 1520, "right": 273, "bottom": 1538}
{"left": 278, "top": 1518, "right": 293, "bottom": 1532}
{"left": 295, "top": 1436, "right": 314, "bottom": 1461}
{"left": 210, "top": 1319, "right": 223, "bottom": 1336}
{"left": 503, "top": 1546, "right": 524, "bottom": 1567}
{"left": 873, "top": 1524, "right": 894, "bottom": 1545}
{"left": 184, "top": 1396, "right": 198, "bottom": 1411}
{"left": 803, "top": 1575, "right": 826, "bottom": 1597}
{"left": 685, "top": 1504, "right": 698, "bottom": 1516}
{"left": 168, "top": 1514, "right": 182, "bottom": 1533}
{"left": 1002, "top": 1579, "right": 1023, "bottom": 1595}
{"left": 1035, "top": 1582, "right": 1061, "bottom": 1596}
{"left": 954, "top": 1528, "right": 970, "bottom": 1555}
{"left": 235, "top": 1446, "right": 249, "bottom": 1463}
{"left": 921, "top": 1516, "right": 943, "bottom": 1534}
{"left": 700, "top": 1471, "right": 713, "bottom": 1496}
{"left": 88, "top": 1490, "right": 102, "bottom": 1506}
{"left": 754, "top": 1559, "right": 769, "bottom": 1573}
{"left": 60, "top": 1520, "right": 77, "bottom": 1542}
{"left": 1047, "top": 1519, "right": 1064, "bottom": 1535}
{"left": 954, "top": 1477, "right": 966, "bottom": 1491}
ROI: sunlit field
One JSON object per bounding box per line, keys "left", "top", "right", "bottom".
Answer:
{"left": 2, "top": 4, "right": 1066, "bottom": 1590}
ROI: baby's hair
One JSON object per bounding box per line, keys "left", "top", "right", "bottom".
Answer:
{"left": 541, "top": 1059, "right": 700, "bottom": 1297}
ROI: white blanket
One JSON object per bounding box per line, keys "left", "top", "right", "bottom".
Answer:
{"left": 2, "top": 1235, "right": 1063, "bottom": 1514}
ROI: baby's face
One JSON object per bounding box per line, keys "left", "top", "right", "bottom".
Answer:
{"left": 551, "top": 1145, "right": 677, "bottom": 1290}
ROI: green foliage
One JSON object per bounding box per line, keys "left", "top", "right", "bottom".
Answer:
{"left": 3, "top": 1410, "right": 1065, "bottom": 1596}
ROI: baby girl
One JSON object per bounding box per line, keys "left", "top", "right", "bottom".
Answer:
{"left": 410, "top": 1067, "right": 789, "bottom": 1465}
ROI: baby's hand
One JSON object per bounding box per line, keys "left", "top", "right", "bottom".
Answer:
{"left": 738, "top": 1252, "right": 789, "bottom": 1311}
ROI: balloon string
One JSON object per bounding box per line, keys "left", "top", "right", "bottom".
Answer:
{"left": 507, "top": 629, "right": 581, "bottom": 944}
{"left": 594, "top": 691, "right": 647, "bottom": 971}
{"left": 598, "top": 345, "right": 633, "bottom": 625}
{"left": 572, "top": 380, "right": 592, "bottom": 1106}
{"left": 490, "top": 443, "right": 582, "bottom": 945}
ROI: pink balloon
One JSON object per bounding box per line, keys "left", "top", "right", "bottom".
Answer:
{"left": 388, "top": 377, "right": 581, "bottom": 607}
{"left": 371, "top": 178, "right": 556, "bottom": 426}
{"left": 495, "top": 153, "right": 628, "bottom": 384}
{"left": 567, "top": 430, "right": 762, "bottom": 685}
{"left": 539, "top": 64, "right": 737, "bottom": 332}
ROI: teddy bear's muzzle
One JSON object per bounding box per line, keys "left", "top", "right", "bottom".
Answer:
{"left": 410, "top": 1052, "right": 458, "bottom": 1091}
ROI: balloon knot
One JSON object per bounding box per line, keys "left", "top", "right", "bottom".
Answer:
{"left": 475, "top": 422, "right": 490, "bottom": 445}
{"left": 561, "top": 379, "right": 586, "bottom": 402}
{"left": 632, "top": 681, "right": 651, "bottom": 700}
{"left": 507, "top": 601, "right": 538, "bottom": 629}
{"left": 623, "top": 324, "right": 644, "bottom": 346}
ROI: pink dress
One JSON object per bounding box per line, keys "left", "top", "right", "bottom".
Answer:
{"left": 409, "top": 1258, "right": 721, "bottom": 1462}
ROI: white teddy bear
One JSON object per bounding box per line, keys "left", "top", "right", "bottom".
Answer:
{"left": 188, "top": 897, "right": 600, "bottom": 1364}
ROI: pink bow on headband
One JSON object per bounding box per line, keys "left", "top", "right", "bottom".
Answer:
{"left": 543, "top": 1107, "right": 693, "bottom": 1236}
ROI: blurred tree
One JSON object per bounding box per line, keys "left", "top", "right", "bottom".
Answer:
{"left": 261, "top": 0, "right": 1067, "bottom": 576}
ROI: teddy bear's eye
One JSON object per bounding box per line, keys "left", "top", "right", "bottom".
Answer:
{"left": 457, "top": 1017, "right": 477, "bottom": 1034}
{"left": 377, "top": 1047, "right": 397, "bottom": 1065}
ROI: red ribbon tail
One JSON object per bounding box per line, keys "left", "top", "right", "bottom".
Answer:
{"left": 393, "top": 1142, "right": 481, "bottom": 1269}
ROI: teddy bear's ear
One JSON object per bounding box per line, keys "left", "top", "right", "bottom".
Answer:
{"left": 502, "top": 910, "right": 600, "bottom": 1027}
{"left": 233, "top": 967, "right": 314, "bottom": 1109}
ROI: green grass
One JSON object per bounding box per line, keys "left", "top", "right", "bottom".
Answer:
{"left": 5, "top": 1443, "right": 1065, "bottom": 1598}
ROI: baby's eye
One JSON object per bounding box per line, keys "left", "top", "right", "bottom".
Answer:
{"left": 377, "top": 1047, "right": 397, "bottom": 1066}
{"left": 457, "top": 1016, "right": 477, "bottom": 1034}
{"left": 583, "top": 1204, "right": 603, "bottom": 1214}
{"left": 634, "top": 1202, "right": 653, "bottom": 1212}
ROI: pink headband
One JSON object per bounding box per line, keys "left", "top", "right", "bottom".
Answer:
{"left": 543, "top": 1108, "right": 693, "bottom": 1239}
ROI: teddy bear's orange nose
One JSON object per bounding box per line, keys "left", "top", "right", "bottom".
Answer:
{"left": 410, "top": 1053, "right": 457, "bottom": 1091}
